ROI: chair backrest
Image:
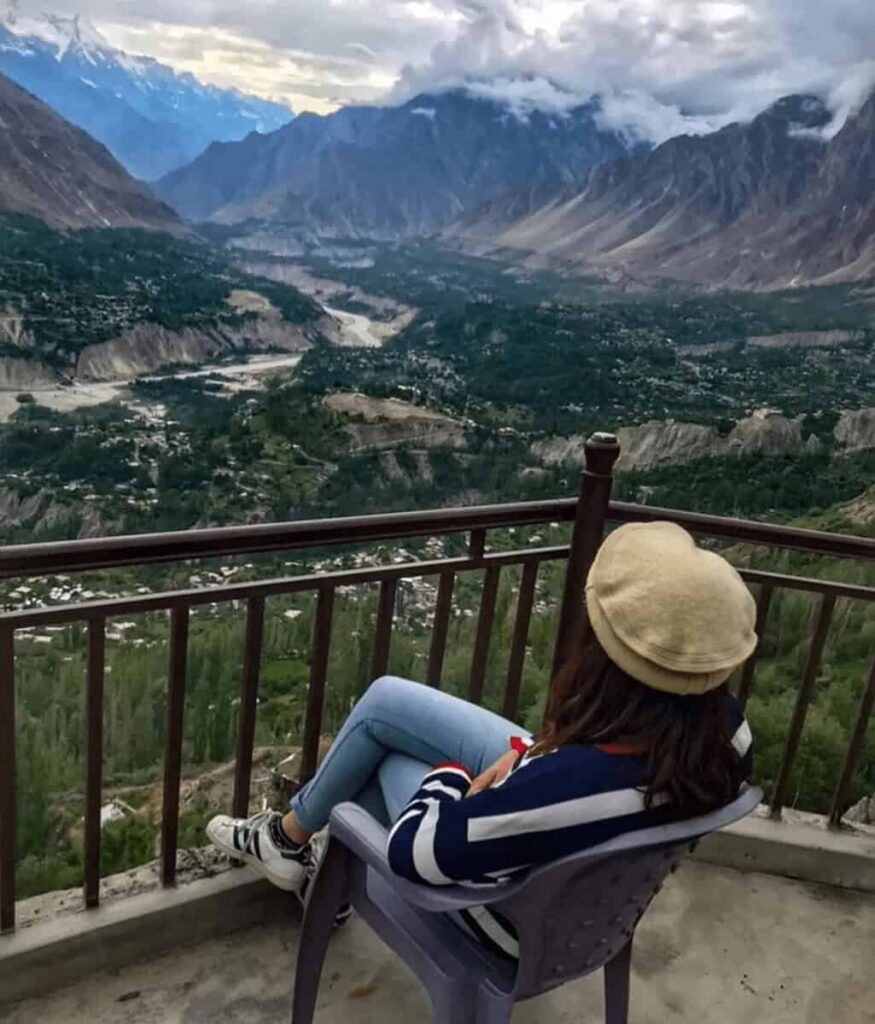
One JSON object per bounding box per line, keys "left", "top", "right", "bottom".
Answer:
{"left": 496, "top": 785, "right": 762, "bottom": 999}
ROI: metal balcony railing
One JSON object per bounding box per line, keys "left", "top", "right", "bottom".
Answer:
{"left": 0, "top": 433, "right": 873, "bottom": 934}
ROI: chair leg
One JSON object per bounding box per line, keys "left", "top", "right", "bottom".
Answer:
{"left": 430, "top": 985, "right": 511, "bottom": 1024}
{"left": 429, "top": 990, "right": 476, "bottom": 1024}
{"left": 476, "top": 988, "right": 513, "bottom": 1024}
{"left": 603, "top": 939, "right": 633, "bottom": 1024}
{"left": 290, "top": 838, "right": 351, "bottom": 1024}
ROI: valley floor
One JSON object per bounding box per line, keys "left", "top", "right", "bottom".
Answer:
{"left": 0, "top": 284, "right": 397, "bottom": 423}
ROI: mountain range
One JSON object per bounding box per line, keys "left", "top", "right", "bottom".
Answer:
{"left": 0, "top": 72, "right": 181, "bottom": 230}
{"left": 1, "top": 6, "right": 873, "bottom": 293}
{"left": 154, "top": 90, "right": 638, "bottom": 240}
{"left": 451, "top": 92, "right": 875, "bottom": 289}
{"left": 0, "top": 11, "right": 292, "bottom": 179}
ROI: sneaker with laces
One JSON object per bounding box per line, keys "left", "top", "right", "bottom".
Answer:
{"left": 206, "top": 810, "right": 310, "bottom": 893}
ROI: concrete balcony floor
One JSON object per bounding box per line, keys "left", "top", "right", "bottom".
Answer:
{"left": 4, "top": 859, "right": 875, "bottom": 1024}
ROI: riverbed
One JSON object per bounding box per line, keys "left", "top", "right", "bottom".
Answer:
{"left": 0, "top": 299, "right": 399, "bottom": 422}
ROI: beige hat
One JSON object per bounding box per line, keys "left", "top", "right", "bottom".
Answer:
{"left": 585, "top": 521, "right": 757, "bottom": 695}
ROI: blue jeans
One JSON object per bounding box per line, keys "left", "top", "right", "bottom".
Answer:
{"left": 290, "top": 675, "right": 531, "bottom": 831}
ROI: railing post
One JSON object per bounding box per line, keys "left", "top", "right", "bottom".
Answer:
{"left": 828, "top": 655, "right": 875, "bottom": 828}
{"left": 84, "top": 617, "right": 106, "bottom": 909}
{"left": 232, "top": 597, "right": 266, "bottom": 819}
{"left": 552, "top": 432, "right": 621, "bottom": 679}
{"left": 0, "top": 625, "right": 16, "bottom": 933}
{"left": 769, "top": 593, "right": 836, "bottom": 819}
{"left": 299, "top": 586, "right": 335, "bottom": 785}
{"left": 161, "top": 606, "right": 189, "bottom": 887}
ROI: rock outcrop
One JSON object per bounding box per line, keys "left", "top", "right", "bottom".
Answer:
{"left": 837, "top": 488, "right": 875, "bottom": 528}
{"left": 0, "top": 485, "right": 99, "bottom": 537}
{"left": 834, "top": 408, "right": 875, "bottom": 453}
{"left": 74, "top": 315, "right": 325, "bottom": 382}
{"left": 533, "top": 409, "right": 805, "bottom": 471}
{"left": 0, "top": 356, "right": 58, "bottom": 388}
{"left": 845, "top": 795, "right": 875, "bottom": 826}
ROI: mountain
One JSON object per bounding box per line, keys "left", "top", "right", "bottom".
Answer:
{"left": 0, "top": 11, "right": 292, "bottom": 179}
{"left": 0, "top": 72, "right": 181, "bottom": 230}
{"left": 154, "top": 89, "right": 639, "bottom": 240}
{"left": 451, "top": 93, "right": 875, "bottom": 289}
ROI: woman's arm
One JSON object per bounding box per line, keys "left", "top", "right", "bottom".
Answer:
{"left": 386, "top": 746, "right": 648, "bottom": 887}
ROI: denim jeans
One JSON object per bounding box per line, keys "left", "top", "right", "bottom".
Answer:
{"left": 290, "top": 675, "right": 531, "bottom": 831}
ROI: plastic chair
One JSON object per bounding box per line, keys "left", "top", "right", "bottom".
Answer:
{"left": 291, "top": 784, "right": 763, "bottom": 1024}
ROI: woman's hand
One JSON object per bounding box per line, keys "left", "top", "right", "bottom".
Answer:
{"left": 466, "top": 749, "right": 519, "bottom": 797}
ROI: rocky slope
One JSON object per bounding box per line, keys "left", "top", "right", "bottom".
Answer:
{"left": 323, "top": 392, "right": 468, "bottom": 450}
{"left": 74, "top": 311, "right": 328, "bottom": 382}
{"left": 155, "top": 90, "right": 636, "bottom": 240}
{"left": 0, "top": 72, "right": 181, "bottom": 230}
{"left": 534, "top": 407, "right": 875, "bottom": 471}
{"left": 0, "top": 13, "right": 291, "bottom": 179}
{"left": 0, "top": 355, "right": 57, "bottom": 387}
{"left": 833, "top": 408, "right": 875, "bottom": 453}
{"left": 453, "top": 92, "right": 875, "bottom": 289}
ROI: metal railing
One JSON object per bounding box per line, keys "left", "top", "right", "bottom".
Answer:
{"left": 0, "top": 432, "right": 873, "bottom": 934}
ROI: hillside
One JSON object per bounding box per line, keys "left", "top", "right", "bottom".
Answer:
{"left": 4, "top": 364, "right": 875, "bottom": 901}
{"left": 0, "top": 214, "right": 329, "bottom": 384}
{"left": 0, "top": 13, "right": 291, "bottom": 179}
{"left": 154, "top": 90, "right": 636, "bottom": 241}
{"left": 0, "top": 73, "right": 181, "bottom": 231}
{"left": 452, "top": 92, "right": 875, "bottom": 289}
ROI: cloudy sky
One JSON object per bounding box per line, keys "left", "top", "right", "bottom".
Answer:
{"left": 8, "top": 0, "right": 875, "bottom": 140}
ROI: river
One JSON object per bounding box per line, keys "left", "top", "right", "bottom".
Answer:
{"left": 324, "top": 306, "right": 386, "bottom": 347}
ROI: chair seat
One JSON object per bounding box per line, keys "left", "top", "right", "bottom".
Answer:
{"left": 358, "top": 867, "right": 517, "bottom": 996}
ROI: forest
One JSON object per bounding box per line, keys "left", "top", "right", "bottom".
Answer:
{"left": 2, "top": 250, "right": 875, "bottom": 902}
{"left": 298, "top": 299, "right": 875, "bottom": 434}
{"left": 0, "top": 214, "right": 320, "bottom": 366}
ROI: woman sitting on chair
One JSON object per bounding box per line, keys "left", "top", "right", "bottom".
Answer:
{"left": 207, "top": 521, "right": 756, "bottom": 958}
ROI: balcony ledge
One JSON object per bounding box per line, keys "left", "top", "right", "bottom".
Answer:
{"left": 694, "top": 805, "right": 875, "bottom": 893}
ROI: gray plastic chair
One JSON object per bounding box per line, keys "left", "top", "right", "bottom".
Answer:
{"left": 292, "top": 784, "right": 762, "bottom": 1024}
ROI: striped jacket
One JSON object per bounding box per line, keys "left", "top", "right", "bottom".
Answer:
{"left": 387, "top": 698, "right": 753, "bottom": 958}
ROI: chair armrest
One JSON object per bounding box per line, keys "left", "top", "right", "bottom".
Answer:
{"left": 328, "top": 802, "right": 525, "bottom": 913}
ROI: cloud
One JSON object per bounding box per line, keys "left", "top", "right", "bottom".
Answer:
{"left": 10, "top": 0, "right": 456, "bottom": 112}
{"left": 391, "top": 0, "right": 875, "bottom": 141}
{"left": 8, "top": 0, "right": 875, "bottom": 133}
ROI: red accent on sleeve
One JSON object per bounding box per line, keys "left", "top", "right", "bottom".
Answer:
{"left": 509, "top": 736, "right": 532, "bottom": 755}
{"left": 595, "top": 741, "right": 651, "bottom": 755}
{"left": 431, "top": 761, "right": 473, "bottom": 777}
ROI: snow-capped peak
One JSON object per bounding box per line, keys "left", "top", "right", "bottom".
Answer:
{"left": 0, "top": 3, "right": 293, "bottom": 179}
{"left": 52, "top": 12, "right": 110, "bottom": 59}
{"left": 2, "top": 9, "right": 110, "bottom": 62}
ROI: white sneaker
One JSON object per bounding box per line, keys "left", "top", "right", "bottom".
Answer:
{"left": 206, "top": 810, "right": 311, "bottom": 893}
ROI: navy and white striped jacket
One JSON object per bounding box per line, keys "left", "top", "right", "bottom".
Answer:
{"left": 387, "top": 698, "right": 753, "bottom": 958}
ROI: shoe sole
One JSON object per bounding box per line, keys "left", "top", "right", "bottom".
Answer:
{"left": 206, "top": 819, "right": 305, "bottom": 894}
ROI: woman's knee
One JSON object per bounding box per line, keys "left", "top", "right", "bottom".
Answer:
{"left": 365, "top": 674, "right": 420, "bottom": 707}
{"left": 359, "top": 675, "right": 440, "bottom": 725}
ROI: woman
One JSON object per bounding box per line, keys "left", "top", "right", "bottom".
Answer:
{"left": 207, "top": 521, "right": 756, "bottom": 957}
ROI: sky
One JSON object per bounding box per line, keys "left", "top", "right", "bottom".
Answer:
{"left": 6, "top": 0, "right": 875, "bottom": 141}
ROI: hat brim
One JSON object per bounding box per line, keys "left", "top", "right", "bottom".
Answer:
{"left": 587, "top": 589, "right": 740, "bottom": 696}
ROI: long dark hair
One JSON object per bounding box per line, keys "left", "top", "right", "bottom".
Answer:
{"left": 535, "top": 633, "right": 745, "bottom": 815}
